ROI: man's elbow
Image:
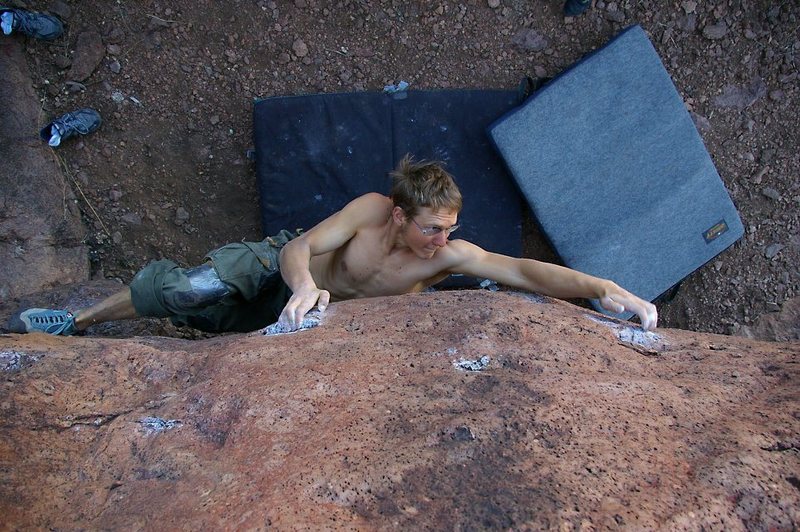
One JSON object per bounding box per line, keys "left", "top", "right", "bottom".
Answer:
{"left": 279, "top": 237, "right": 308, "bottom": 265}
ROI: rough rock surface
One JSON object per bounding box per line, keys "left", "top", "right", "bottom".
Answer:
{"left": 0, "top": 38, "right": 89, "bottom": 302}
{"left": 1, "top": 291, "right": 798, "bottom": 530}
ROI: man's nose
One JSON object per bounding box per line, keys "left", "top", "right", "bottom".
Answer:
{"left": 433, "top": 232, "right": 448, "bottom": 246}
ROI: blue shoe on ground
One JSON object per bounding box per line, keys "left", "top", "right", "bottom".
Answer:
{"left": 40, "top": 108, "right": 102, "bottom": 147}
{"left": 13, "top": 308, "right": 77, "bottom": 335}
{"left": 1, "top": 7, "right": 63, "bottom": 40}
{"left": 564, "top": 0, "right": 591, "bottom": 17}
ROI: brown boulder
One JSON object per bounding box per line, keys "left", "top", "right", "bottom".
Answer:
{"left": 0, "top": 39, "right": 89, "bottom": 302}
{"left": 1, "top": 291, "right": 798, "bottom": 529}
{"left": 739, "top": 296, "right": 800, "bottom": 343}
{"left": 67, "top": 30, "right": 106, "bottom": 82}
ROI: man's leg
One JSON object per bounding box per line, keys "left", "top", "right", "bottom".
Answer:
{"left": 11, "top": 235, "right": 294, "bottom": 335}
{"left": 12, "top": 261, "right": 234, "bottom": 335}
{"left": 10, "top": 287, "right": 137, "bottom": 336}
{"left": 73, "top": 288, "right": 138, "bottom": 331}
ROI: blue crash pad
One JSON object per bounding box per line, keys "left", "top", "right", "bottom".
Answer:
{"left": 253, "top": 90, "right": 525, "bottom": 286}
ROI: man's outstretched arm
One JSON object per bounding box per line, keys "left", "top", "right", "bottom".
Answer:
{"left": 441, "top": 240, "right": 658, "bottom": 330}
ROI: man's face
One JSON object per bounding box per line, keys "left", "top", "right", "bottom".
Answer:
{"left": 404, "top": 207, "right": 459, "bottom": 259}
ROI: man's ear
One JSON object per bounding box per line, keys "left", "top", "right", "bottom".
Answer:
{"left": 391, "top": 206, "right": 407, "bottom": 226}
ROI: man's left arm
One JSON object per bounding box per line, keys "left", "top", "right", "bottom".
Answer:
{"left": 442, "top": 240, "right": 658, "bottom": 330}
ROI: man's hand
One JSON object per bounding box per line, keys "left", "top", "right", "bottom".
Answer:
{"left": 599, "top": 290, "right": 658, "bottom": 331}
{"left": 278, "top": 287, "right": 331, "bottom": 331}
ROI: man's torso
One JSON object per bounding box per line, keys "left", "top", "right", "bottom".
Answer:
{"left": 307, "top": 196, "right": 454, "bottom": 301}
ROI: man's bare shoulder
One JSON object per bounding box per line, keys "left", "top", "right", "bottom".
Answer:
{"left": 442, "top": 238, "right": 485, "bottom": 256}
{"left": 354, "top": 192, "right": 391, "bottom": 205}
{"left": 294, "top": 193, "right": 391, "bottom": 252}
{"left": 343, "top": 193, "right": 393, "bottom": 222}
{"left": 356, "top": 192, "right": 392, "bottom": 209}
{"left": 432, "top": 239, "right": 486, "bottom": 269}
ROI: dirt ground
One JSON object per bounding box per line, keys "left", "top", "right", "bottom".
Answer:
{"left": 12, "top": 0, "right": 799, "bottom": 335}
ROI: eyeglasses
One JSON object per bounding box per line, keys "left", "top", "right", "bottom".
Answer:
{"left": 411, "top": 218, "right": 460, "bottom": 237}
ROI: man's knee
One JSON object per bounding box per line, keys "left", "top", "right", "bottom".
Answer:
{"left": 162, "top": 263, "right": 232, "bottom": 313}
{"left": 129, "top": 260, "right": 233, "bottom": 318}
{"left": 130, "top": 259, "right": 180, "bottom": 318}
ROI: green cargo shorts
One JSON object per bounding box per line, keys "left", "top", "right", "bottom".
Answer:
{"left": 129, "top": 230, "right": 298, "bottom": 332}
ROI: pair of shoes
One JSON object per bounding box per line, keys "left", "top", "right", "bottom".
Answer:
{"left": 564, "top": 0, "right": 592, "bottom": 17}
{"left": 1, "top": 7, "right": 63, "bottom": 40}
{"left": 12, "top": 308, "right": 78, "bottom": 335}
{"left": 40, "top": 108, "right": 102, "bottom": 147}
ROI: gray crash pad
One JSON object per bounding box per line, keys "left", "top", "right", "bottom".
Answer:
{"left": 489, "top": 25, "right": 744, "bottom": 318}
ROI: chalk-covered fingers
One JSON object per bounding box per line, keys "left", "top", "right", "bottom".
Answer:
{"left": 279, "top": 288, "right": 330, "bottom": 330}
{"left": 599, "top": 293, "right": 659, "bottom": 331}
{"left": 639, "top": 301, "right": 658, "bottom": 331}
{"left": 316, "top": 290, "right": 330, "bottom": 313}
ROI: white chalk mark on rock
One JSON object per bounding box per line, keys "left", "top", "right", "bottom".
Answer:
{"left": 453, "top": 355, "right": 491, "bottom": 371}
{"left": 261, "top": 311, "right": 322, "bottom": 336}
{"left": 139, "top": 417, "right": 182, "bottom": 434}
{"left": 1, "top": 351, "right": 22, "bottom": 371}
{"left": 585, "top": 314, "right": 665, "bottom": 351}
{"left": 1, "top": 350, "right": 40, "bottom": 371}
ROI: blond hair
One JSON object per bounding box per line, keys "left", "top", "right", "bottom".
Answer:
{"left": 389, "top": 154, "right": 462, "bottom": 218}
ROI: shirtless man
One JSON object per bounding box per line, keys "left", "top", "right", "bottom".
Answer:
{"left": 12, "top": 155, "right": 657, "bottom": 336}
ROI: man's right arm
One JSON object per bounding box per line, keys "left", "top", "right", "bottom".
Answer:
{"left": 439, "top": 240, "right": 658, "bottom": 330}
{"left": 278, "top": 193, "right": 388, "bottom": 329}
{"left": 278, "top": 235, "right": 329, "bottom": 329}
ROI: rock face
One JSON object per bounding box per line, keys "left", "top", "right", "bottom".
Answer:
{"left": 739, "top": 295, "right": 800, "bottom": 343}
{"left": 1, "top": 291, "right": 798, "bottom": 529}
{"left": 0, "top": 39, "right": 89, "bottom": 302}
